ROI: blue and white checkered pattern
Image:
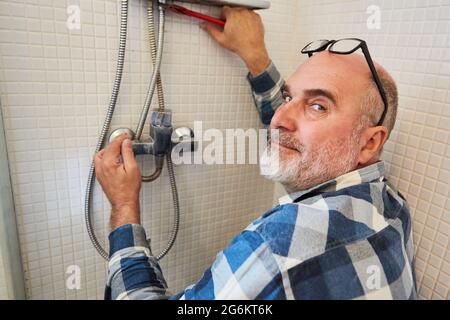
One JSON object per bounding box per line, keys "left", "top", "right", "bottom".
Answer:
{"left": 247, "top": 61, "right": 285, "bottom": 126}
{"left": 104, "top": 63, "right": 417, "bottom": 300}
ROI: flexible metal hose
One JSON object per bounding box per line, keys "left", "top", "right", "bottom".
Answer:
{"left": 141, "top": 167, "right": 163, "bottom": 182}
{"left": 147, "top": 1, "right": 165, "bottom": 112}
{"left": 157, "top": 153, "right": 180, "bottom": 260}
{"left": 85, "top": 0, "right": 180, "bottom": 261}
{"left": 140, "top": 1, "right": 165, "bottom": 183}
{"left": 84, "top": 0, "right": 129, "bottom": 260}
{"left": 135, "top": 2, "right": 166, "bottom": 139}
{"left": 146, "top": 0, "right": 180, "bottom": 260}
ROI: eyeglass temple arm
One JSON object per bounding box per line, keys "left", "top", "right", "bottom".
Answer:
{"left": 360, "top": 44, "right": 388, "bottom": 126}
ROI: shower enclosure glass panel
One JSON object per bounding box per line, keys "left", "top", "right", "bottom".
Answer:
{"left": 0, "top": 101, "right": 25, "bottom": 299}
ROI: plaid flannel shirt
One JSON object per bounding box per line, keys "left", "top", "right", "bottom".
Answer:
{"left": 105, "top": 62, "right": 417, "bottom": 300}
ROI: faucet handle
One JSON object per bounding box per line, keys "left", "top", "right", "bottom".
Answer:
{"left": 171, "top": 126, "right": 198, "bottom": 155}
{"left": 171, "top": 127, "right": 194, "bottom": 144}
{"left": 108, "top": 127, "right": 135, "bottom": 144}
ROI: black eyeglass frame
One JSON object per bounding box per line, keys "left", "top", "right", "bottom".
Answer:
{"left": 301, "top": 38, "right": 388, "bottom": 127}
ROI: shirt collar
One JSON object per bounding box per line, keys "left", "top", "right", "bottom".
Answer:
{"left": 278, "top": 161, "right": 385, "bottom": 205}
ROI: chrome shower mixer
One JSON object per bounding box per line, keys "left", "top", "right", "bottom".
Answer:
{"left": 108, "top": 110, "right": 197, "bottom": 158}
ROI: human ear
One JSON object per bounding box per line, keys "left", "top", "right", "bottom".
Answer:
{"left": 357, "top": 126, "right": 389, "bottom": 165}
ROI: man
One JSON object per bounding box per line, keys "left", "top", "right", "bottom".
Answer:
{"left": 95, "top": 7, "right": 416, "bottom": 299}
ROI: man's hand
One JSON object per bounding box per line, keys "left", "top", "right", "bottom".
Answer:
{"left": 201, "top": 6, "right": 270, "bottom": 76}
{"left": 94, "top": 134, "right": 142, "bottom": 231}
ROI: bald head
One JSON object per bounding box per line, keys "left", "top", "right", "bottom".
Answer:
{"left": 294, "top": 51, "right": 398, "bottom": 136}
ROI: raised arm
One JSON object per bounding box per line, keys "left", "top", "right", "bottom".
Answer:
{"left": 201, "top": 7, "right": 285, "bottom": 125}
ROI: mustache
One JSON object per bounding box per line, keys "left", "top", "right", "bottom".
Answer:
{"left": 268, "top": 129, "right": 304, "bottom": 153}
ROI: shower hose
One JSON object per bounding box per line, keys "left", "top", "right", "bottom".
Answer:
{"left": 84, "top": 0, "right": 180, "bottom": 261}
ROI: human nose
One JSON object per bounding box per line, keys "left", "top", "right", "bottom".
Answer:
{"left": 270, "top": 100, "right": 298, "bottom": 132}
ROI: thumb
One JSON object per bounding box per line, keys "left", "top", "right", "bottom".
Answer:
{"left": 121, "top": 139, "right": 137, "bottom": 172}
{"left": 200, "top": 22, "right": 226, "bottom": 46}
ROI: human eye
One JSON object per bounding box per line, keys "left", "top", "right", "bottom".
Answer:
{"left": 282, "top": 90, "right": 293, "bottom": 103}
{"left": 310, "top": 103, "right": 327, "bottom": 112}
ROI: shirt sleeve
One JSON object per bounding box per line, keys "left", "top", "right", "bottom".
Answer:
{"left": 105, "top": 224, "right": 170, "bottom": 300}
{"left": 106, "top": 224, "right": 282, "bottom": 300}
{"left": 247, "top": 61, "right": 286, "bottom": 126}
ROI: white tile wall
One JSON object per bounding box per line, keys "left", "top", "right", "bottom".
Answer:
{"left": 0, "top": 0, "right": 448, "bottom": 300}
{"left": 0, "top": 0, "right": 296, "bottom": 299}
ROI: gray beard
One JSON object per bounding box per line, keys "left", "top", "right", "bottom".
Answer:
{"left": 259, "top": 132, "right": 360, "bottom": 192}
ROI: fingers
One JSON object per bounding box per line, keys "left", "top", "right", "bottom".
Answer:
{"left": 200, "top": 22, "right": 225, "bottom": 46}
{"left": 95, "top": 149, "right": 105, "bottom": 160}
{"left": 103, "top": 134, "right": 128, "bottom": 164}
{"left": 121, "top": 138, "right": 138, "bottom": 172}
{"left": 221, "top": 6, "right": 232, "bottom": 19}
{"left": 222, "top": 5, "right": 252, "bottom": 19}
{"left": 94, "top": 149, "right": 105, "bottom": 177}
